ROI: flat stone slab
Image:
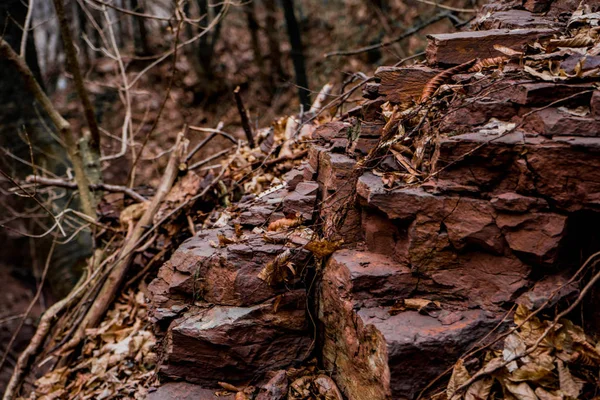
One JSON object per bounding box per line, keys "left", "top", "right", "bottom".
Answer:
{"left": 147, "top": 382, "right": 233, "bottom": 400}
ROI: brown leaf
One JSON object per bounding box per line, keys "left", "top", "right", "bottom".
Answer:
{"left": 465, "top": 376, "right": 494, "bottom": 400}
{"left": 257, "top": 249, "right": 293, "bottom": 286}
{"left": 447, "top": 359, "right": 471, "bottom": 399}
{"left": 305, "top": 238, "right": 343, "bottom": 258}
{"left": 218, "top": 381, "right": 242, "bottom": 392}
{"left": 267, "top": 217, "right": 302, "bottom": 232}
{"left": 557, "top": 359, "right": 583, "bottom": 398}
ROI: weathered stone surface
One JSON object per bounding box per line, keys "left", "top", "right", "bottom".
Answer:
{"left": 374, "top": 65, "right": 439, "bottom": 104}
{"left": 440, "top": 98, "right": 519, "bottom": 134}
{"left": 523, "top": 0, "right": 552, "bottom": 12}
{"left": 426, "top": 29, "right": 555, "bottom": 65}
{"left": 161, "top": 291, "right": 310, "bottom": 386}
{"left": 517, "top": 273, "right": 579, "bottom": 310}
{"left": 497, "top": 212, "right": 567, "bottom": 264}
{"left": 438, "top": 132, "right": 600, "bottom": 211}
{"left": 320, "top": 249, "right": 505, "bottom": 400}
{"left": 148, "top": 227, "right": 310, "bottom": 323}
{"left": 364, "top": 308, "right": 501, "bottom": 399}
{"left": 477, "top": 10, "right": 561, "bottom": 30}
{"left": 311, "top": 121, "right": 351, "bottom": 142}
{"left": 525, "top": 108, "right": 600, "bottom": 137}
{"left": 491, "top": 192, "right": 548, "bottom": 213}
{"left": 317, "top": 150, "right": 362, "bottom": 242}
{"left": 147, "top": 382, "right": 233, "bottom": 400}
{"left": 282, "top": 181, "right": 318, "bottom": 220}
{"left": 490, "top": 82, "right": 595, "bottom": 106}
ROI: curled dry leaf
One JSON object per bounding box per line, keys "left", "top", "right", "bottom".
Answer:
{"left": 267, "top": 217, "right": 303, "bottom": 232}
{"left": 218, "top": 381, "right": 242, "bottom": 392}
{"left": 257, "top": 249, "right": 293, "bottom": 286}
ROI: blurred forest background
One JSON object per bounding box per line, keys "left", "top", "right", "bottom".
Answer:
{"left": 0, "top": 0, "right": 479, "bottom": 394}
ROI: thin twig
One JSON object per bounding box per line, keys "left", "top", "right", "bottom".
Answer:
{"left": 325, "top": 12, "right": 449, "bottom": 57}
{"left": 19, "top": 0, "right": 35, "bottom": 58}
{"left": 127, "top": 17, "right": 184, "bottom": 183}
{"left": 188, "top": 146, "right": 235, "bottom": 171}
{"left": 234, "top": 86, "right": 255, "bottom": 148}
{"left": 414, "top": 0, "right": 477, "bottom": 13}
{"left": 25, "top": 176, "right": 147, "bottom": 203}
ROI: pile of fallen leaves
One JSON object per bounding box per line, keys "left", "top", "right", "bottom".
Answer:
{"left": 26, "top": 290, "right": 157, "bottom": 400}
{"left": 445, "top": 305, "right": 600, "bottom": 400}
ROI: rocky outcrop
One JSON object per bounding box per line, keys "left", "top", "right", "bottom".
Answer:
{"left": 148, "top": 1, "right": 599, "bottom": 399}
{"left": 148, "top": 179, "right": 318, "bottom": 387}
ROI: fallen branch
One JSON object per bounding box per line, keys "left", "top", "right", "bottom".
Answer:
{"left": 58, "top": 132, "right": 188, "bottom": 354}
{"left": 24, "top": 176, "right": 147, "bottom": 203}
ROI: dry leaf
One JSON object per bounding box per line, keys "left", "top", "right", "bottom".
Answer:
{"left": 218, "top": 381, "right": 242, "bottom": 392}
{"left": 503, "top": 380, "right": 538, "bottom": 400}
{"left": 556, "top": 359, "right": 583, "bottom": 398}
{"left": 465, "top": 376, "right": 493, "bottom": 400}
{"left": 447, "top": 359, "right": 471, "bottom": 399}
{"left": 257, "top": 249, "right": 293, "bottom": 286}
{"left": 268, "top": 217, "right": 302, "bottom": 232}
{"left": 493, "top": 44, "right": 523, "bottom": 57}
{"left": 305, "top": 238, "right": 343, "bottom": 258}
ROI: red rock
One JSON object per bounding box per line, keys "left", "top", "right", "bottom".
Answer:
{"left": 319, "top": 249, "right": 506, "bottom": 400}
{"left": 148, "top": 227, "right": 312, "bottom": 323}
{"left": 516, "top": 273, "right": 579, "bottom": 310}
{"left": 374, "top": 65, "right": 439, "bottom": 104}
{"left": 495, "top": 82, "right": 595, "bottom": 106}
{"left": 282, "top": 181, "right": 318, "bottom": 220}
{"left": 357, "top": 173, "right": 504, "bottom": 254}
{"left": 523, "top": 0, "right": 552, "bottom": 12}
{"left": 311, "top": 121, "right": 351, "bottom": 142}
{"left": 438, "top": 131, "right": 600, "bottom": 211}
{"left": 439, "top": 99, "right": 519, "bottom": 134}
{"left": 362, "top": 82, "right": 380, "bottom": 99}
{"left": 317, "top": 150, "right": 362, "bottom": 242}
{"left": 525, "top": 108, "right": 600, "bottom": 137}
{"left": 491, "top": 192, "right": 548, "bottom": 213}
{"left": 496, "top": 212, "right": 567, "bottom": 264}
{"left": 426, "top": 29, "right": 555, "bottom": 66}
{"left": 161, "top": 291, "right": 310, "bottom": 386}
{"left": 147, "top": 382, "right": 233, "bottom": 400}
{"left": 476, "top": 10, "right": 561, "bottom": 30}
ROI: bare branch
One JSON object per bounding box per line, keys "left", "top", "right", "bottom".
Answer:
{"left": 0, "top": 39, "right": 97, "bottom": 219}
{"left": 325, "top": 12, "right": 450, "bottom": 58}
{"left": 25, "top": 176, "right": 147, "bottom": 203}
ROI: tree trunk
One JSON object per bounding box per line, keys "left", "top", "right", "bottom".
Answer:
{"left": 244, "top": 1, "right": 264, "bottom": 74}
{"left": 281, "top": 0, "right": 310, "bottom": 109}
{"left": 263, "top": 0, "right": 285, "bottom": 88}
{"left": 131, "top": 0, "right": 151, "bottom": 55}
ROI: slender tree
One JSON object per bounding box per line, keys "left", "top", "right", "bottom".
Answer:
{"left": 281, "top": 0, "right": 310, "bottom": 109}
